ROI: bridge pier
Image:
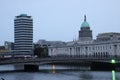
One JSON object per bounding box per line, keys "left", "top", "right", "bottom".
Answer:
{"left": 90, "top": 62, "right": 115, "bottom": 71}
{"left": 24, "top": 64, "right": 39, "bottom": 71}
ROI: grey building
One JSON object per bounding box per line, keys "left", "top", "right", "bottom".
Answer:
{"left": 4, "top": 41, "right": 14, "bottom": 50}
{"left": 14, "top": 14, "right": 33, "bottom": 55}
{"left": 96, "top": 32, "right": 120, "bottom": 41}
{"left": 49, "top": 15, "right": 120, "bottom": 58}
{"left": 79, "top": 15, "right": 92, "bottom": 41}
{"left": 37, "top": 39, "right": 66, "bottom": 47}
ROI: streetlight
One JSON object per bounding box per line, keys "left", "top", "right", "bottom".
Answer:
{"left": 111, "top": 59, "right": 116, "bottom": 64}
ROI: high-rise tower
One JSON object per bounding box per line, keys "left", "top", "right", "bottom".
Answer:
{"left": 78, "top": 15, "right": 93, "bottom": 41}
{"left": 14, "top": 14, "right": 33, "bottom": 55}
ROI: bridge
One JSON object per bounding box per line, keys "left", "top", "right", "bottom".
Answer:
{"left": 0, "top": 57, "right": 119, "bottom": 65}
{"left": 0, "top": 56, "right": 120, "bottom": 71}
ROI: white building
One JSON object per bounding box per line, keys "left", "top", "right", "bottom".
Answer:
{"left": 14, "top": 14, "right": 33, "bottom": 55}
{"left": 48, "top": 15, "right": 120, "bottom": 57}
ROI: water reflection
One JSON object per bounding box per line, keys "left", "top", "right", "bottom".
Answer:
{"left": 111, "top": 72, "right": 120, "bottom": 80}
{"left": 79, "top": 71, "right": 93, "bottom": 80}
{"left": 52, "top": 65, "right": 56, "bottom": 74}
{"left": 0, "top": 65, "right": 14, "bottom": 71}
{"left": 112, "top": 70, "right": 115, "bottom": 80}
{"left": 15, "top": 73, "right": 34, "bottom": 80}
{"left": 51, "top": 64, "right": 90, "bottom": 74}
{"left": 0, "top": 65, "right": 120, "bottom": 80}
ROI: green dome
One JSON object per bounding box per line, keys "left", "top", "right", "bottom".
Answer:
{"left": 81, "top": 21, "right": 90, "bottom": 27}
{"left": 20, "top": 14, "right": 27, "bottom": 16}
{"left": 81, "top": 15, "right": 90, "bottom": 27}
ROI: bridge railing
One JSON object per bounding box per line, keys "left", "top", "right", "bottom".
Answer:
{"left": 0, "top": 55, "right": 120, "bottom": 65}
{"left": 50, "top": 55, "right": 120, "bottom": 58}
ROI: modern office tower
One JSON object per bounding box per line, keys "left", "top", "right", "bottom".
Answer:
{"left": 14, "top": 14, "right": 33, "bottom": 55}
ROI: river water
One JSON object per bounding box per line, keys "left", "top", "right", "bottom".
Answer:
{"left": 0, "top": 65, "right": 120, "bottom": 80}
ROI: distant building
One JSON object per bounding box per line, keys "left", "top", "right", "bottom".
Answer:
{"left": 37, "top": 39, "right": 66, "bottom": 47}
{"left": 49, "top": 15, "right": 120, "bottom": 57}
{"left": 0, "top": 46, "right": 5, "bottom": 50}
{"left": 4, "top": 41, "right": 14, "bottom": 51}
{"left": 0, "top": 46, "right": 5, "bottom": 52}
{"left": 96, "top": 33, "right": 120, "bottom": 41}
{"left": 14, "top": 14, "right": 33, "bottom": 55}
{"left": 0, "top": 46, "right": 8, "bottom": 53}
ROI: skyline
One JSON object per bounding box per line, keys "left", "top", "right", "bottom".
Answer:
{"left": 0, "top": 0, "right": 120, "bottom": 45}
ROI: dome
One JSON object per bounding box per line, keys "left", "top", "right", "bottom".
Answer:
{"left": 81, "top": 21, "right": 90, "bottom": 27}
{"left": 81, "top": 15, "right": 90, "bottom": 27}
{"left": 20, "top": 14, "right": 27, "bottom": 17}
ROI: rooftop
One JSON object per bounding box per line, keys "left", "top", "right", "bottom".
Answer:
{"left": 19, "top": 14, "right": 27, "bottom": 17}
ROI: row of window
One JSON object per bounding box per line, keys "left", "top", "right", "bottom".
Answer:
{"left": 15, "top": 30, "right": 32, "bottom": 33}
{"left": 15, "top": 22, "right": 33, "bottom": 24}
{"left": 15, "top": 45, "right": 32, "bottom": 48}
{"left": 14, "top": 21, "right": 32, "bottom": 23}
{"left": 93, "top": 52, "right": 109, "bottom": 57}
{"left": 15, "top": 47, "right": 32, "bottom": 50}
{"left": 15, "top": 36, "right": 32, "bottom": 39}
{"left": 14, "top": 26, "right": 32, "bottom": 29}
{"left": 15, "top": 37, "right": 33, "bottom": 40}
{"left": 15, "top": 26, "right": 32, "bottom": 28}
{"left": 14, "top": 46, "right": 32, "bottom": 49}
{"left": 15, "top": 24, "right": 32, "bottom": 26}
{"left": 51, "top": 48, "right": 110, "bottom": 57}
{"left": 15, "top": 28, "right": 32, "bottom": 30}
{"left": 15, "top": 33, "right": 33, "bottom": 35}
{"left": 14, "top": 43, "right": 33, "bottom": 45}
{"left": 69, "top": 45, "right": 112, "bottom": 52}
{"left": 15, "top": 20, "right": 32, "bottom": 23}
{"left": 15, "top": 34, "right": 33, "bottom": 37}
{"left": 14, "top": 41, "right": 32, "bottom": 44}
{"left": 15, "top": 19, "right": 32, "bottom": 21}
{"left": 15, "top": 41, "right": 32, "bottom": 43}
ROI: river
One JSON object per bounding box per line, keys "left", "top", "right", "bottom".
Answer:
{"left": 0, "top": 65, "right": 120, "bottom": 80}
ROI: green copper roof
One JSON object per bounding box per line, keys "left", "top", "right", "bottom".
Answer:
{"left": 20, "top": 14, "right": 27, "bottom": 16}
{"left": 81, "top": 15, "right": 90, "bottom": 27}
{"left": 81, "top": 21, "right": 90, "bottom": 27}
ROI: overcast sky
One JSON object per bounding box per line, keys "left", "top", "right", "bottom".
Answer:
{"left": 0, "top": 0, "right": 120, "bottom": 45}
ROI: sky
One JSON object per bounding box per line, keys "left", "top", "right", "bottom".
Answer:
{"left": 0, "top": 0, "right": 120, "bottom": 45}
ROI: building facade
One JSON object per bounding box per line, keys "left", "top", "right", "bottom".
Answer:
{"left": 48, "top": 15, "right": 120, "bottom": 57}
{"left": 14, "top": 14, "right": 33, "bottom": 55}
{"left": 4, "top": 41, "right": 14, "bottom": 51}
{"left": 37, "top": 39, "right": 66, "bottom": 47}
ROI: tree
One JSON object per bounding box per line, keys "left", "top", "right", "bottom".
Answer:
{"left": 34, "top": 45, "right": 48, "bottom": 58}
